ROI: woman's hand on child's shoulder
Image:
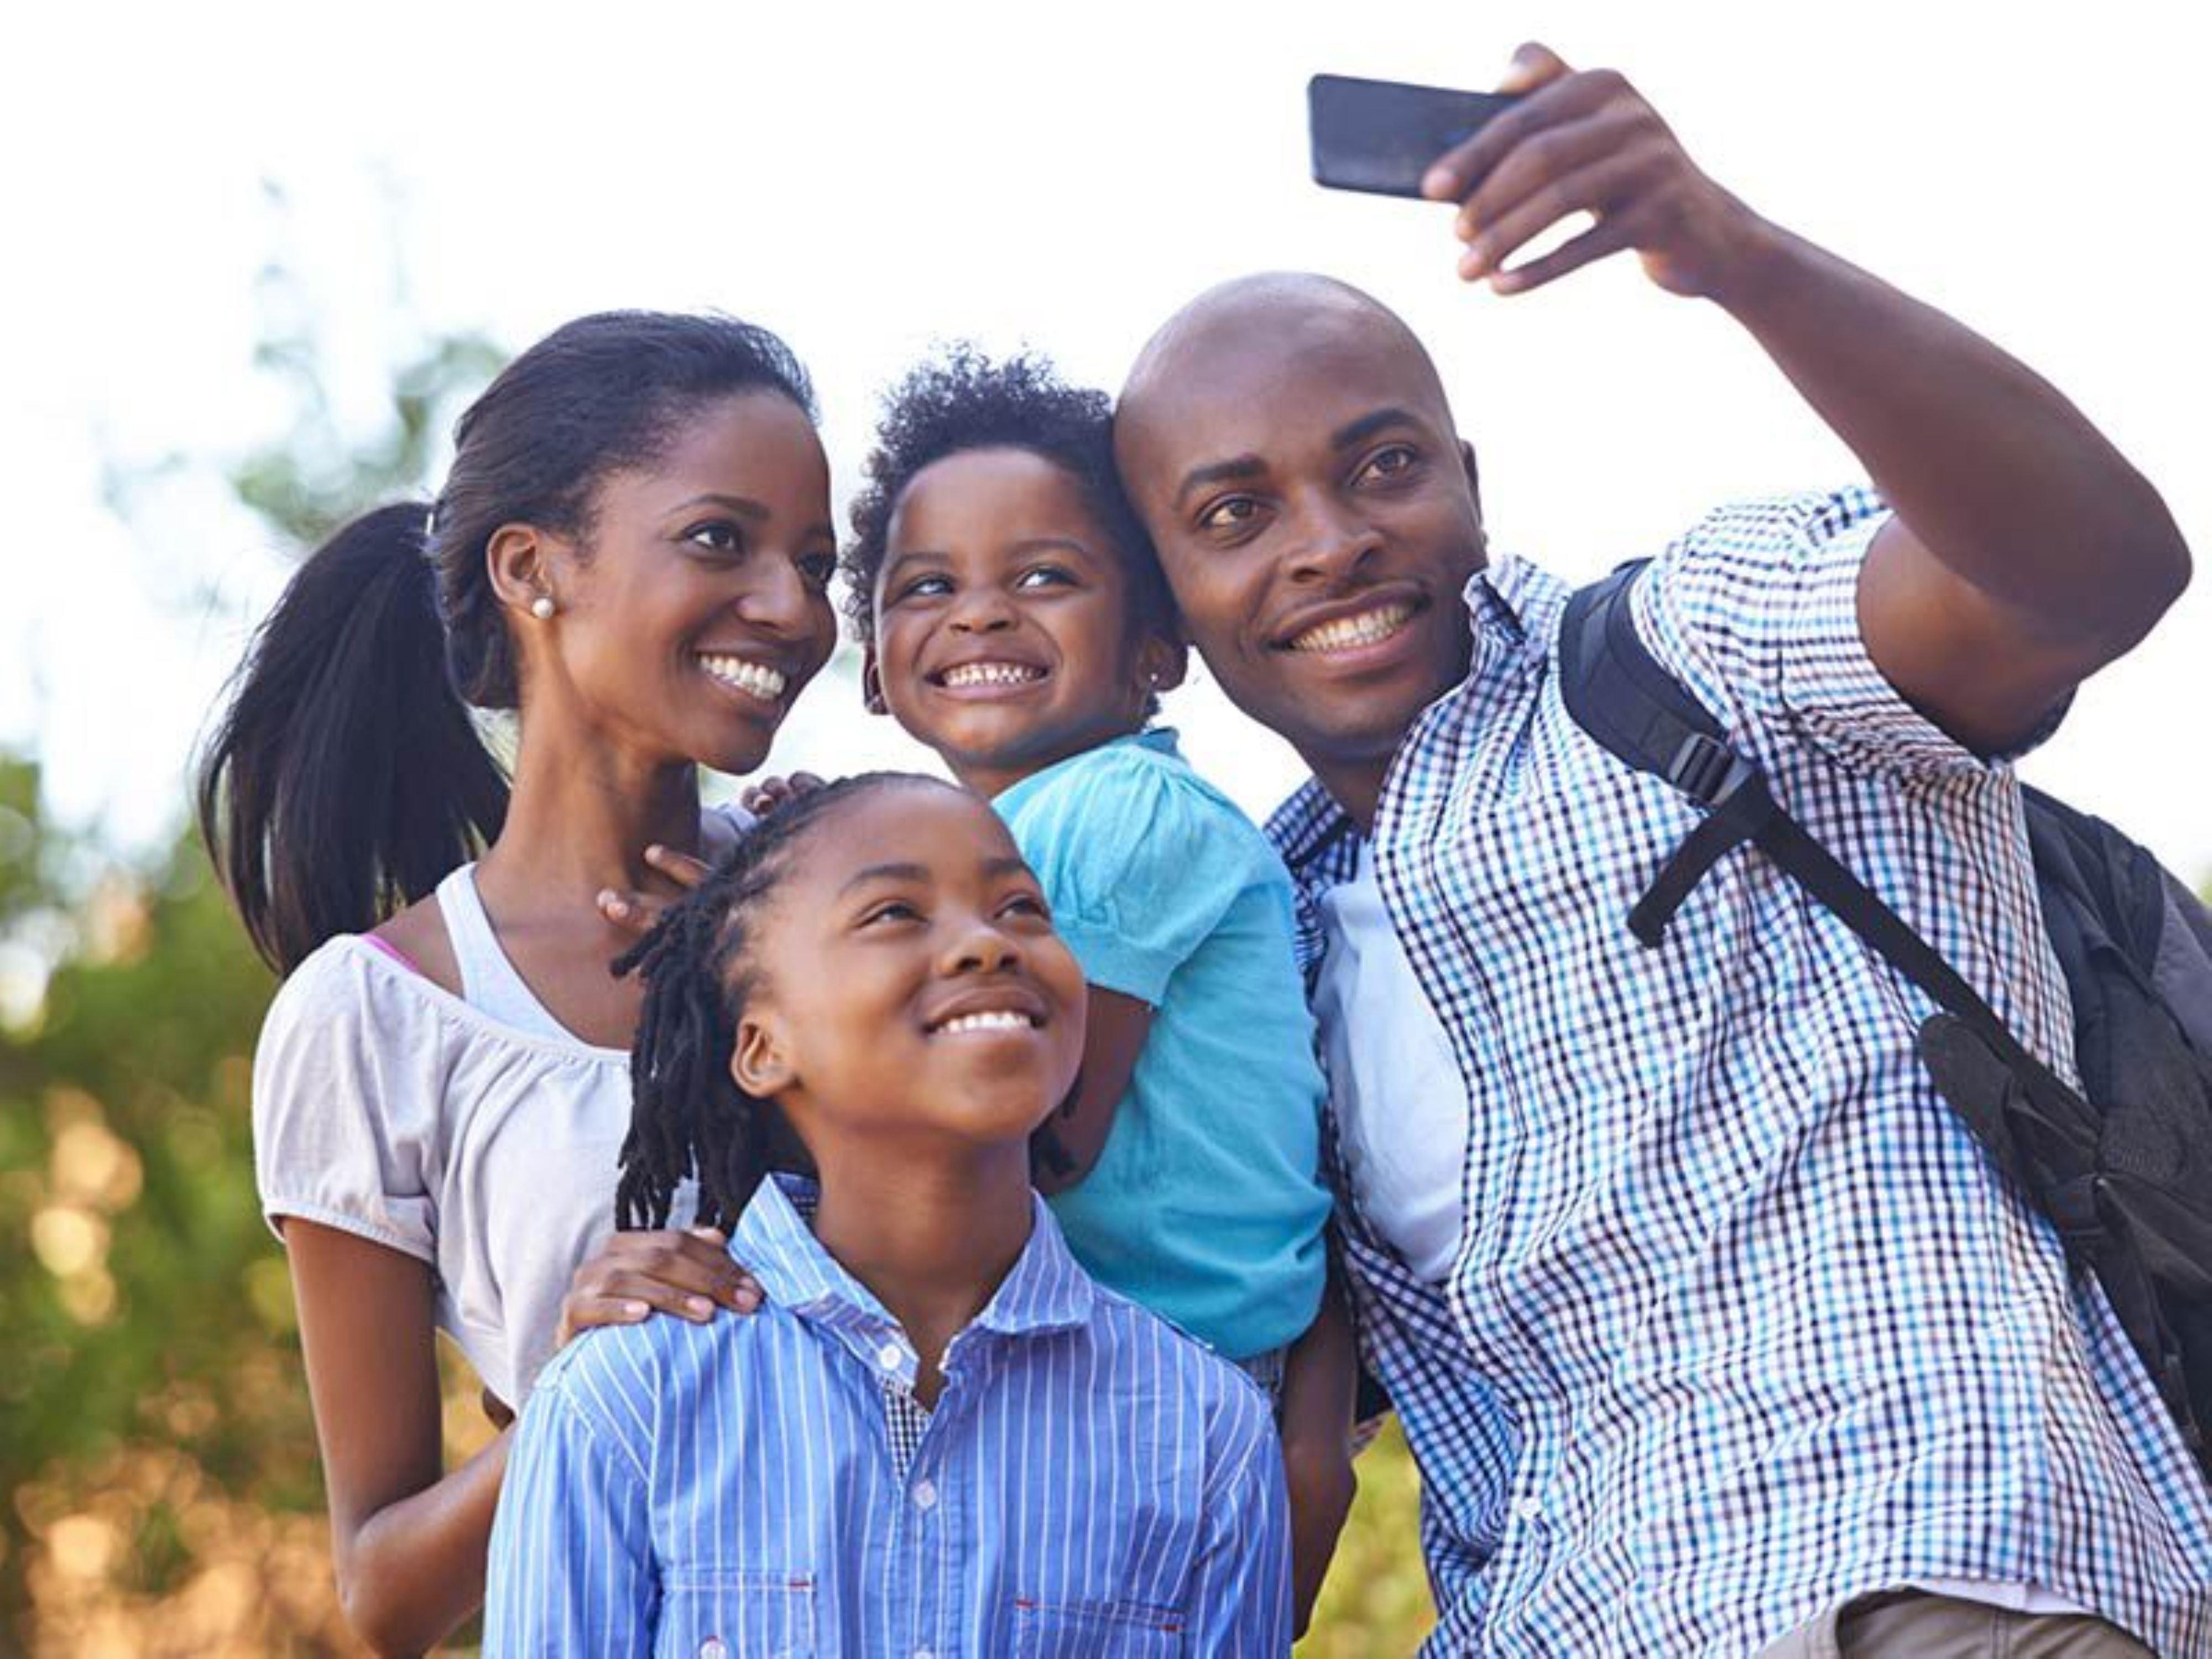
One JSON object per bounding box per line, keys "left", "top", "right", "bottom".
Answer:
{"left": 556, "top": 1226, "right": 764, "bottom": 1346}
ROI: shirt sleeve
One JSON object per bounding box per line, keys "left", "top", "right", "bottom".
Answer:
{"left": 1633, "top": 488, "right": 2064, "bottom": 784}
{"left": 701, "top": 798, "right": 756, "bottom": 859}
{"left": 250, "top": 942, "right": 439, "bottom": 1261}
{"left": 1006, "top": 749, "right": 1269, "bottom": 1006}
{"left": 484, "top": 1358, "right": 658, "bottom": 1658}
{"left": 1182, "top": 1384, "right": 1294, "bottom": 1655}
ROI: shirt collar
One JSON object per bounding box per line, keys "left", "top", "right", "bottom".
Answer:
{"left": 990, "top": 726, "right": 1181, "bottom": 813}
{"left": 1465, "top": 552, "right": 1541, "bottom": 644}
{"left": 1266, "top": 778, "right": 1360, "bottom": 879}
{"left": 1267, "top": 552, "right": 1547, "bottom": 886}
{"left": 734, "top": 1174, "right": 1095, "bottom": 1344}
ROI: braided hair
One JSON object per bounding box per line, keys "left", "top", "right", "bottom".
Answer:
{"left": 612, "top": 772, "right": 947, "bottom": 1232}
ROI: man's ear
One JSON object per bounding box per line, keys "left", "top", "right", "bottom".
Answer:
{"left": 1136, "top": 632, "right": 1188, "bottom": 697}
{"left": 1459, "top": 439, "right": 1484, "bottom": 518}
{"left": 732, "top": 1013, "right": 797, "bottom": 1099}
{"left": 860, "top": 648, "right": 889, "bottom": 717}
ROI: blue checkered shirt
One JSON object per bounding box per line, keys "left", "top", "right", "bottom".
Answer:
{"left": 1271, "top": 491, "right": 2212, "bottom": 1656}
{"left": 485, "top": 1175, "right": 1290, "bottom": 1656}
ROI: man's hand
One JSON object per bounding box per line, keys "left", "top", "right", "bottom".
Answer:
{"left": 1420, "top": 43, "right": 1773, "bottom": 301}
{"left": 1422, "top": 41, "right": 2187, "bottom": 746}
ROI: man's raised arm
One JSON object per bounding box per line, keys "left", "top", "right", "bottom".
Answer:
{"left": 1422, "top": 43, "right": 2190, "bottom": 754}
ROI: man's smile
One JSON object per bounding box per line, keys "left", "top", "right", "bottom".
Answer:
{"left": 1282, "top": 599, "right": 1420, "bottom": 655}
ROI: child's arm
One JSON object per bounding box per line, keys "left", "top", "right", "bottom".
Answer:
{"left": 483, "top": 1376, "right": 656, "bottom": 1658}
{"left": 1030, "top": 986, "right": 1152, "bottom": 1196}
{"left": 1277, "top": 1281, "right": 1360, "bottom": 1636}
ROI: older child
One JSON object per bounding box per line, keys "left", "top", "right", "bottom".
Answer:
{"left": 486, "top": 775, "right": 1290, "bottom": 1655}
{"left": 841, "top": 348, "right": 1353, "bottom": 1627}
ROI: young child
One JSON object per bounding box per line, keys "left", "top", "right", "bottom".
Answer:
{"left": 841, "top": 348, "right": 1354, "bottom": 1626}
{"left": 485, "top": 775, "right": 1290, "bottom": 1654}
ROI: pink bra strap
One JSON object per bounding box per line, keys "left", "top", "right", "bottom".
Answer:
{"left": 362, "top": 935, "right": 425, "bottom": 976}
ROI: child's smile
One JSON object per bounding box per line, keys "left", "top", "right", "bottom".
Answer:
{"left": 870, "top": 447, "right": 1165, "bottom": 799}
{"left": 931, "top": 656, "right": 1050, "bottom": 695}
{"left": 924, "top": 994, "right": 1048, "bottom": 1036}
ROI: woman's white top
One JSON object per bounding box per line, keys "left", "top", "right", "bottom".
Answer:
{"left": 251, "top": 825, "right": 736, "bottom": 1405}
{"left": 1311, "top": 841, "right": 1471, "bottom": 1286}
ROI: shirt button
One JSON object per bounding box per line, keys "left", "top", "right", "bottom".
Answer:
{"left": 912, "top": 1477, "right": 938, "bottom": 1511}
{"left": 914, "top": 1648, "right": 936, "bottom": 1659}
{"left": 700, "top": 1641, "right": 728, "bottom": 1659}
{"left": 1512, "top": 1496, "right": 1542, "bottom": 1524}
{"left": 877, "top": 1342, "right": 903, "bottom": 1371}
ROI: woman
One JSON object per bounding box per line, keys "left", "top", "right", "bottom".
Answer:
{"left": 197, "top": 311, "right": 840, "bottom": 1654}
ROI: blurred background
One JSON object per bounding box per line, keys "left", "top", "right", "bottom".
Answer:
{"left": 3, "top": 1, "right": 2205, "bottom": 1651}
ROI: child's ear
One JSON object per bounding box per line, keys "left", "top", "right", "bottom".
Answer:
{"left": 1136, "top": 633, "right": 1188, "bottom": 698}
{"left": 860, "top": 648, "right": 889, "bottom": 717}
{"left": 732, "top": 1013, "right": 797, "bottom": 1099}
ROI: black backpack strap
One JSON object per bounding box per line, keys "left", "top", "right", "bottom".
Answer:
{"left": 1559, "top": 563, "right": 2209, "bottom": 1467}
{"left": 1557, "top": 565, "right": 2068, "bottom": 1102}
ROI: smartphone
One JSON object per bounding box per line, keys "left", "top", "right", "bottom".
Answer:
{"left": 1308, "top": 73, "right": 1520, "bottom": 199}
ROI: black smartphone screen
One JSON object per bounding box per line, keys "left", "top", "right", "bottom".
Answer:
{"left": 1308, "top": 73, "right": 1520, "bottom": 199}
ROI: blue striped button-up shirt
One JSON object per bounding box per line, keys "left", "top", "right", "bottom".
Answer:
{"left": 485, "top": 1175, "right": 1291, "bottom": 1657}
{"left": 1272, "top": 492, "right": 2212, "bottom": 1656}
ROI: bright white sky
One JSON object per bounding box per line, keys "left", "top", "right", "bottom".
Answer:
{"left": 5, "top": 1, "right": 2209, "bottom": 881}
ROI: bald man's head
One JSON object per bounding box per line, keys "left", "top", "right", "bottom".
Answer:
{"left": 1112, "top": 272, "right": 1486, "bottom": 822}
{"left": 1119, "top": 273, "right": 1458, "bottom": 448}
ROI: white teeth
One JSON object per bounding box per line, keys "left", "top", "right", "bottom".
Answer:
{"left": 698, "top": 655, "right": 787, "bottom": 701}
{"left": 934, "top": 1010, "right": 1036, "bottom": 1035}
{"left": 1288, "top": 603, "right": 1416, "bottom": 654}
{"left": 941, "top": 661, "right": 1045, "bottom": 689}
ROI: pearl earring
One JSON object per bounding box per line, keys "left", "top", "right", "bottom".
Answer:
{"left": 531, "top": 596, "right": 556, "bottom": 620}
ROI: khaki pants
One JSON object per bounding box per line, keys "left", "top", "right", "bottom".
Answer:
{"left": 1757, "top": 1590, "right": 2156, "bottom": 1658}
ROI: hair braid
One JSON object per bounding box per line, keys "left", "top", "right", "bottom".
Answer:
{"left": 613, "top": 773, "right": 948, "bottom": 1231}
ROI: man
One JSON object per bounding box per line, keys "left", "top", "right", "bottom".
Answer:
{"left": 1113, "top": 43, "right": 2210, "bottom": 1658}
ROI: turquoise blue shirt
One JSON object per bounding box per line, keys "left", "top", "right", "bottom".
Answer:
{"left": 994, "top": 729, "right": 1332, "bottom": 1360}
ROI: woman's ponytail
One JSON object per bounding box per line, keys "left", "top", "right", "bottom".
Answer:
{"left": 196, "top": 503, "right": 508, "bottom": 973}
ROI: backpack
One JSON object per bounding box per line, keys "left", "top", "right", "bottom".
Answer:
{"left": 1557, "top": 560, "right": 2212, "bottom": 1479}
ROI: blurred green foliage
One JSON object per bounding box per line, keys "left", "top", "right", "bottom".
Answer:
{"left": 0, "top": 755, "right": 346, "bottom": 1652}
{"left": 232, "top": 327, "right": 503, "bottom": 549}
{"left": 1307, "top": 1421, "right": 1436, "bottom": 1651}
